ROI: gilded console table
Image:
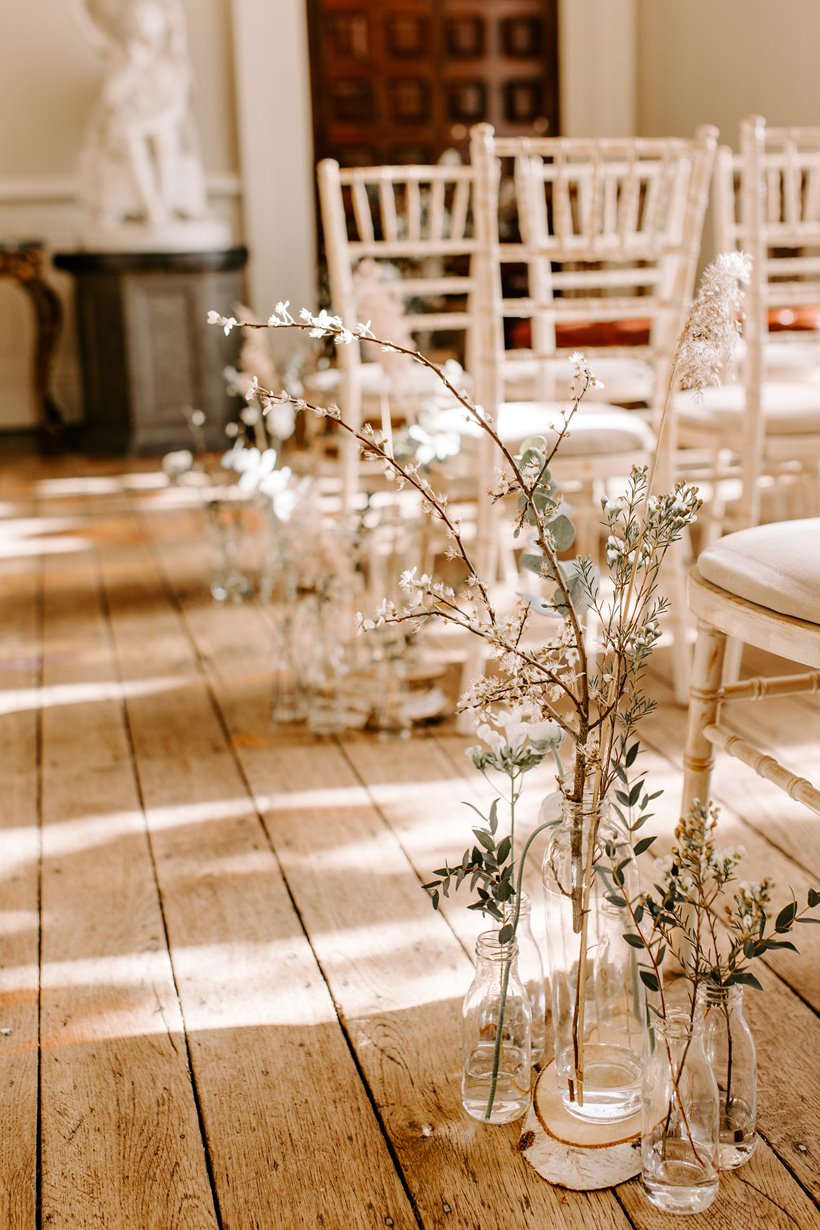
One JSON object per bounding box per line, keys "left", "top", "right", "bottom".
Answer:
{"left": 0, "top": 241, "right": 64, "bottom": 448}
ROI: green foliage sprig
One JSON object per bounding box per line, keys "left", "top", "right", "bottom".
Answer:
{"left": 423, "top": 707, "right": 564, "bottom": 943}
{"left": 614, "top": 799, "right": 820, "bottom": 1000}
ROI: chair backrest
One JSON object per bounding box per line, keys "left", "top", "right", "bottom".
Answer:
{"left": 317, "top": 158, "right": 497, "bottom": 509}
{"left": 713, "top": 117, "right": 820, "bottom": 526}
{"left": 469, "top": 124, "right": 717, "bottom": 432}
{"left": 715, "top": 118, "right": 820, "bottom": 314}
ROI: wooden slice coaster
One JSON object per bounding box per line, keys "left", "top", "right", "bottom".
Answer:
{"left": 518, "top": 1061, "right": 642, "bottom": 1190}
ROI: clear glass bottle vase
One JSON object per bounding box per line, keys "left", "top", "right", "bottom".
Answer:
{"left": 512, "top": 892, "right": 547, "bottom": 1067}
{"left": 541, "top": 793, "right": 646, "bottom": 1121}
{"left": 205, "top": 497, "right": 254, "bottom": 603}
{"left": 270, "top": 586, "right": 312, "bottom": 724}
{"left": 696, "top": 983, "right": 757, "bottom": 1169}
{"left": 461, "top": 931, "right": 532, "bottom": 1124}
{"left": 641, "top": 1008, "right": 720, "bottom": 1214}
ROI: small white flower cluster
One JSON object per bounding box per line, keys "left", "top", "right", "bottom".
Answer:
{"left": 220, "top": 443, "right": 294, "bottom": 504}
{"left": 207, "top": 310, "right": 239, "bottom": 335}
{"left": 488, "top": 467, "right": 516, "bottom": 500}
{"left": 354, "top": 597, "right": 399, "bottom": 634}
{"left": 729, "top": 876, "right": 773, "bottom": 933}
{"left": 209, "top": 302, "right": 377, "bottom": 350}
{"left": 267, "top": 301, "right": 295, "bottom": 325}
{"left": 568, "top": 351, "right": 604, "bottom": 398}
{"left": 162, "top": 449, "right": 195, "bottom": 481}
{"left": 398, "top": 565, "right": 456, "bottom": 609}
{"left": 475, "top": 705, "right": 563, "bottom": 754}
{"left": 467, "top": 703, "right": 565, "bottom": 774}
{"left": 459, "top": 610, "right": 579, "bottom": 715}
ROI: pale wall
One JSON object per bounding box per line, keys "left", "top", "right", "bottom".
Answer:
{"left": 229, "top": 0, "right": 316, "bottom": 324}
{"left": 0, "top": 0, "right": 240, "bottom": 428}
{"left": 637, "top": 0, "right": 820, "bottom": 266}
{"left": 637, "top": 0, "right": 820, "bottom": 140}
{"left": 559, "top": 0, "right": 637, "bottom": 137}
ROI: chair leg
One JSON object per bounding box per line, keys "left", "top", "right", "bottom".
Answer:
{"left": 721, "top": 636, "right": 744, "bottom": 685}
{"left": 668, "top": 539, "right": 692, "bottom": 706}
{"left": 681, "top": 620, "right": 727, "bottom": 817}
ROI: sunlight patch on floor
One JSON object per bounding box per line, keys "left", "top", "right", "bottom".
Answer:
{"left": 0, "top": 673, "right": 203, "bottom": 716}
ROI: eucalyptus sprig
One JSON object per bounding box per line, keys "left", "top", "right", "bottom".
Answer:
{"left": 423, "top": 706, "right": 564, "bottom": 942}
{"left": 616, "top": 799, "right": 820, "bottom": 999}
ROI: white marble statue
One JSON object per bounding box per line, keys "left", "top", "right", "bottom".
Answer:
{"left": 72, "top": 0, "right": 229, "bottom": 250}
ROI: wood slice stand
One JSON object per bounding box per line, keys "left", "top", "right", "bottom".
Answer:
{"left": 518, "top": 1062, "right": 642, "bottom": 1190}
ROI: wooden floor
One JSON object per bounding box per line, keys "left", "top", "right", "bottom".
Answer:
{"left": 1, "top": 453, "right": 818, "bottom": 1229}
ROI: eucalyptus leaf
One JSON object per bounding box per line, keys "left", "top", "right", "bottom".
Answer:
{"left": 730, "top": 970, "right": 763, "bottom": 991}
{"left": 520, "top": 552, "right": 547, "bottom": 577}
{"left": 622, "top": 933, "right": 645, "bottom": 948}
{"left": 545, "top": 513, "right": 576, "bottom": 552}
{"left": 488, "top": 798, "right": 499, "bottom": 833}
{"left": 517, "top": 591, "right": 559, "bottom": 617}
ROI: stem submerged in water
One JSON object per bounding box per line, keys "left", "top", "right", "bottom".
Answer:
{"left": 483, "top": 813, "right": 554, "bottom": 1119}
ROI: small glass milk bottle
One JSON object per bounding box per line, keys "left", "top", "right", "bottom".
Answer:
{"left": 641, "top": 1008, "right": 720, "bottom": 1215}
{"left": 514, "top": 892, "right": 547, "bottom": 1067}
{"left": 697, "top": 983, "right": 757, "bottom": 1169}
{"left": 462, "top": 932, "right": 532, "bottom": 1124}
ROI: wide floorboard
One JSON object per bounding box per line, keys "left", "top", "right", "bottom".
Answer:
{"left": 0, "top": 455, "right": 817, "bottom": 1228}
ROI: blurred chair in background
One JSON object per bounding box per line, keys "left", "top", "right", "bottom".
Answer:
{"left": 468, "top": 123, "right": 717, "bottom": 701}
{"left": 676, "top": 116, "right": 820, "bottom": 540}
{"left": 316, "top": 157, "right": 487, "bottom": 515}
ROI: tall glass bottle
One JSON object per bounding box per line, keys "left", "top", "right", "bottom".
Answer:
{"left": 641, "top": 1008, "right": 720, "bottom": 1214}
{"left": 514, "top": 892, "right": 547, "bottom": 1067}
{"left": 462, "top": 931, "right": 532, "bottom": 1124}
{"left": 541, "top": 794, "right": 646, "bottom": 1121}
{"left": 696, "top": 983, "right": 757, "bottom": 1169}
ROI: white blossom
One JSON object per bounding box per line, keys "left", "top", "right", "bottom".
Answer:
{"left": 162, "top": 449, "right": 194, "bottom": 481}
{"left": 268, "top": 301, "right": 294, "bottom": 326}
{"left": 207, "top": 310, "right": 239, "bottom": 336}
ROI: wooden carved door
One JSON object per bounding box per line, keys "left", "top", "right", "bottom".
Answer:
{"left": 306, "top": 0, "right": 560, "bottom": 167}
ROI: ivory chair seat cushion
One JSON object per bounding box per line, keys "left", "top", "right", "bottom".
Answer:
{"left": 733, "top": 337, "right": 820, "bottom": 382}
{"left": 674, "top": 381, "right": 820, "bottom": 435}
{"left": 413, "top": 401, "right": 655, "bottom": 455}
{"left": 503, "top": 355, "right": 655, "bottom": 406}
{"left": 697, "top": 517, "right": 820, "bottom": 624}
{"left": 495, "top": 401, "right": 655, "bottom": 455}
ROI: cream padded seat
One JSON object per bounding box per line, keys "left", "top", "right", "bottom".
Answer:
{"left": 495, "top": 402, "right": 655, "bottom": 456}
{"left": 682, "top": 517, "right": 820, "bottom": 820}
{"left": 697, "top": 518, "right": 820, "bottom": 624}
{"left": 504, "top": 356, "right": 655, "bottom": 407}
{"left": 420, "top": 401, "right": 655, "bottom": 456}
{"left": 674, "top": 382, "right": 820, "bottom": 435}
{"left": 734, "top": 337, "right": 820, "bottom": 382}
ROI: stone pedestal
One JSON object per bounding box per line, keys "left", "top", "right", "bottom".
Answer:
{"left": 54, "top": 247, "right": 248, "bottom": 455}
